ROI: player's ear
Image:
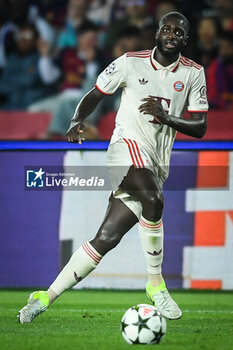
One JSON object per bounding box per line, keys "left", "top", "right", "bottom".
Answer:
{"left": 183, "top": 35, "right": 189, "bottom": 46}
{"left": 155, "top": 30, "right": 159, "bottom": 40}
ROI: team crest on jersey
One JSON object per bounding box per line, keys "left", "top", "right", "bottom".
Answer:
{"left": 105, "top": 62, "right": 115, "bottom": 75}
{"left": 174, "top": 81, "right": 184, "bottom": 92}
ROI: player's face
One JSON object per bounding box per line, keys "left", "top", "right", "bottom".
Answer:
{"left": 156, "top": 17, "right": 188, "bottom": 58}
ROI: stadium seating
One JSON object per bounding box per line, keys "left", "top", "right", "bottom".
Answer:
{"left": 176, "top": 110, "right": 233, "bottom": 140}
{"left": 0, "top": 111, "right": 52, "bottom": 140}
{"left": 98, "top": 110, "right": 233, "bottom": 141}
{"left": 0, "top": 110, "right": 232, "bottom": 141}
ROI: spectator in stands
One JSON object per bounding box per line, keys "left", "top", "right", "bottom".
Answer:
{"left": 104, "top": 0, "right": 153, "bottom": 53}
{"left": 8, "top": 0, "right": 56, "bottom": 45}
{"left": 215, "top": 0, "right": 233, "bottom": 31}
{"left": 193, "top": 16, "right": 221, "bottom": 68}
{"left": 57, "top": 0, "right": 94, "bottom": 50}
{"left": 154, "top": 0, "right": 178, "bottom": 26}
{"left": 0, "top": 23, "right": 59, "bottom": 110}
{"left": 87, "top": 0, "right": 115, "bottom": 26}
{"left": 140, "top": 23, "right": 157, "bottom": 50}
{"left": 29, "top": 22, "right": 106, "bottom": 139}
{"left": 207, "top": 31, "right": 233, "bottom": 109}
{"left": 32, "top": 0, "right": 67, "bottom": 30}
{"left": 112, "top": 25, "right": 141, "bottom": 57}
{"left": 0, "top": 0, "right": 17, "bottom": 73}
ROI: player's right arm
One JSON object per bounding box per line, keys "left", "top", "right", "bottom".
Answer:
{"left": 67, "top": 87, "right": 104, "bottom": 143}
{"left": 67, "top": 54, "right": 126, "bottom": 143}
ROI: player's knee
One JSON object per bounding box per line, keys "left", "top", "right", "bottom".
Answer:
{"left": 142, "top": 190, "right": 164, "bottom": 220}
{"left": 146, "top": 190, "right": 163, "bottom": 210}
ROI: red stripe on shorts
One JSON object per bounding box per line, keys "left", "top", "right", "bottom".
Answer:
{"left": 133, "top": 140, "right": 145, "bottom": 167}
{"left": 123, "top": 138, "right": 140, "bottom": 168}
{"left": 128, "top": 139, "right": 142, "bottom": 168}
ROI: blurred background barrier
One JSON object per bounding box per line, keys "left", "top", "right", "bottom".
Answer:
{"left": 0, "top": 145, "right": 232, "bottom": 290}
{"left": 176, "top": 111, "right": 233, "bottom": 141}
{"left": 0, "top": 111, "right": 51, "bottom": 139}
{"left": 0, "top": 110, "right": 232, "bottom": 140}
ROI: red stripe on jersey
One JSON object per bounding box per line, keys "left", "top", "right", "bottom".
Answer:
{"left": 172, "top": 62, "right": 180, "bottom": 72}
{"left": 123, "top": 138, "right": 139, "bottom": 168}
{"left": 182, "top": 57, "right": 202, "bottom": 69}
{"left": 133, "top": 140, "right": 145, "bottom": 167}
{"left": 150, "top": 55, "right": 157, "bottom": 71}
{"left": 183, "top": 59, "right": 201, "bottom": 70}
{"left": 127, "top": 53, "right": 151, "bottom": 56}
{"left": 82, "top": 242, "right": 101, "bottom": 263}
{"left": 128, "top": 139, "right": 142, "bottom": 168}
{"left": 180, "top": 57, "right": 196, "bottom": 65}
{"left": 95, "top": 84, "right": 113, "bottom": 95}
{"left": 180, "top": 58, "right": 201, "bottom": 70}
{"left": 126, "top": 54, "right": 151, "bottom": 58}
{"left": 127, "top": 50, "right": 151, "bottom": 55}
{"left": 180, "top": 60, "right": 201, "bottom": 70}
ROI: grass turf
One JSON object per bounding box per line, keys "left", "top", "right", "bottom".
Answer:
{"left": 0, "top": 290, "right": 233, "bottom": 350}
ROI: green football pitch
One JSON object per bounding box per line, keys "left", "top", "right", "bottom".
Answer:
{"left": 0, "top": 289, "right": 233, "bottom": 350}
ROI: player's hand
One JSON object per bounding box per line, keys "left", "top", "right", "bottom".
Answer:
{"left": 66, "top": 121, "right": 85, "bottom": 143}
{"left": 138, "top": 96, "right": 168, "bottom": 124}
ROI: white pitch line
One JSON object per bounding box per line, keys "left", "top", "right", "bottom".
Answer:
{"left": 47, "top": 309, "right": 233, "bottom": 314}
{"left": 7, "top": 307, "right": 233, "bottom": 314}
{"left": 183, "top": 309, "right": 233, "bottom": 314}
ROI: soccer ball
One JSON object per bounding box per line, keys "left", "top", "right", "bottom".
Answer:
{"left": 121, "top": 304, "right": 166, "bottom": 345}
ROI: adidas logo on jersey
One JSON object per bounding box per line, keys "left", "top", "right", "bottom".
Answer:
{"left": 139, "top": 78, "right": 148, "bottom": 85}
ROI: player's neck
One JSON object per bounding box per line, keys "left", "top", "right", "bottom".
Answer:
{"left": 154, "top": 48, "right": 179, "bottom": 67}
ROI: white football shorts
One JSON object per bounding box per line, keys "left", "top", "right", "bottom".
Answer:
{"left": 106, "top": 138, "right": 164, "bottom": 219}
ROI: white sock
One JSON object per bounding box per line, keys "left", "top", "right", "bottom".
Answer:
{"left": 138, "top": 216, "right": 164, "bottom": 274}
{"left": 50, "top": 241, "right": 102, "bottom": 296}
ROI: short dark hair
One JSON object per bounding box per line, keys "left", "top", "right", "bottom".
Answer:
{"left": 159, "top": 12, "right": 189, "bottom": 35}
{"left": 78, "top": 21, "right": 99, "bottom": 36}
{"left": 118, "top": 25, "right": 141, "bottom": 39}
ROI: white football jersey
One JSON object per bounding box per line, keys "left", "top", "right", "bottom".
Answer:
{"left": 96, "top": 47, "right": 208, "bottom": 179}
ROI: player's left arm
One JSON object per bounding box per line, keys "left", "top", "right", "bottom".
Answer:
{"left": 163, "top": 110, "right": 207, "bottom": 138}
{"left": 139, "top": 98, "right": 207, "bottom": 138}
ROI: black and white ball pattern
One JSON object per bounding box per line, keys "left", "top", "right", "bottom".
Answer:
{"left": 121, "top": 304, "right": 166, "bottom": 345}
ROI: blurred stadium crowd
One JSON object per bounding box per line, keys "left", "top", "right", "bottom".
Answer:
{"left": 0, "top": 0, "right": 232, "bottom": 140}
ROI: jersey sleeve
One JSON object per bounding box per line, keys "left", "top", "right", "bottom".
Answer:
{"left": 95, "top": 54, "right": 126, "bottom": 95}
{"left": 187, "top": 67, "right": 209, "bottom": 113}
